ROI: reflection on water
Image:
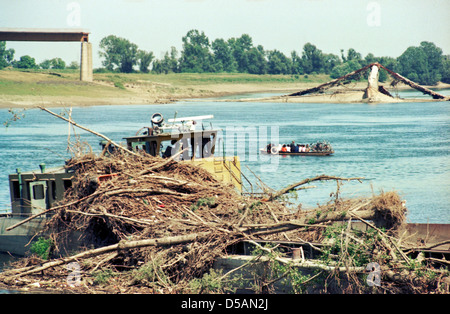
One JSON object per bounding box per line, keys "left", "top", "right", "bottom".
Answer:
{"left": 0, "top": 93, "right": 449, "bottom": 224}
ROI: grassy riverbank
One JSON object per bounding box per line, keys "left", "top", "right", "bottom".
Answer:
{"left": 0, "top": 69, "right": 331, "bottom": 108}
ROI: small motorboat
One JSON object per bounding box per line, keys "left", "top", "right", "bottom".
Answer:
{"left": 261, "top": 141, "right": 334, "bottom": 156}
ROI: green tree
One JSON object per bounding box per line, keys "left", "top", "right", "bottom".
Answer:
{"left": 330, "top": 59, "right": 362, "bottom": 79}
{"left": 211, "top": 38, "right": 236, "bottom": 72}
{"left": 396, "top": 41, "right": 443, "bottom": 85}
{"left": 376, "top": 56, "right": 397, "bottom": 82}
{"left": 99, "top": 35, "right": 139, "bottom": 73}
{"left": 228, "top": 34, "right": 253, "bottom": 73}
{"left": 39, "top": 59, "right": 52, "bottom": 69}
{"left": 290, "top": 51, "right": 304, "bottom": 75}
{"left": 138, "top": 50, "right": 154, "bottom": 73}
{"left": 341, "top": 48, "right": 362, "bottom": 63}
{"left": 322, "top": 53, "right": 341, "bottom": 74}
{"left": 441, "top": 55, "right": 450, "bottom": 84}
{"left": 153, "top": 48, "right": 179, "bottom": 74}
{"left": 50, "top": 57, "right": 66, "bottom": 69}
{"left": 267, "top": 49, "right": 291, "bottom": 74}
{"left": 363, "top": 53, "right": 377, "bottom": 66}
{"left": 179, "top": 30, "right": 212, "bottom": 73}
{"left": 15, "top": 55, "right": 37, "bottom": 69}
{"left": 0, "top": 41, "right": 15, "bottom": 69}
{"left": 67, "top": 61, "right": 79, "bottom": 69}
{"left": 301, "top": 43, "right": 324, "bottom": 74}
{"left": 155, "top": 46, "right": 180, "bottom": 74}
{"left": 246, "top": 46, "right": 267, "bottom": 74}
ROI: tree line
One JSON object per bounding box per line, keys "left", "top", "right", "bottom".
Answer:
{"left": 1, "top": 30, "right": 450, "bottom": 85}
{"left": 0, "top": 42, "right": 79, "bottom": 71}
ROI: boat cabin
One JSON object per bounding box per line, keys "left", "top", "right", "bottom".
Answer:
{"left": 123, "top": 113, "right": 218, "bottom": 160}
{"left": 121, "top": 113, "right": 243, "bottom": 192}
{"left": 8, "top": 164, "right": 74, "bottom": 216}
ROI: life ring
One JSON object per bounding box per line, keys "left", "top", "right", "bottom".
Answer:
{"left": 151, "top": 113, "right": 164, "bottom": 125}
{"left": 271, "top": 146, "right": 279, "bottom": 154}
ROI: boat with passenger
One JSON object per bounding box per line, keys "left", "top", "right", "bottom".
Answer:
{"left": 1, "top": 112, "right": 243, "bottom": 255}
{"left": 261, "top": 141, "right": 334, "bottom": 156}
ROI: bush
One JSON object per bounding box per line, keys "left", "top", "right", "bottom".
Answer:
{"left": 30, "top": 237, "right": 53, "bottom": 260}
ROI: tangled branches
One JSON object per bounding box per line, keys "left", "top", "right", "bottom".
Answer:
{"left": 1, "top": 151, "right": 448, "bottom": 294}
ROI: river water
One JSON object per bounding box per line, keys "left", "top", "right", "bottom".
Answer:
{"left": 0, "top": 90, "right": 449, "bottom": 226}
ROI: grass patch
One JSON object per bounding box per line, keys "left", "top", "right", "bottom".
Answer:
{"left": 0, "top": 68, "right": 332, "bottom": 101}
{"left": 0, "top": 69, "right": 129, "bottom": 98}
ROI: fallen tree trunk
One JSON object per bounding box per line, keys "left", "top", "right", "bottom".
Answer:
{"left": 1, "top": 231, "right": 212, "bottom": 278}
{"left": 287, "top": 64, "right": 373, "bottom": 96}
{"left": 266, "top": 175, "right": 364, "bottom": 201}
{"left": 38, "top": 106, "right": 140, "bottom": 156}
{"left": 377, "top": 63, "right": 448, "bottom": 100}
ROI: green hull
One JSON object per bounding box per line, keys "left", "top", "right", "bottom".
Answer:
{"left": 0, "top": 216, "right": 47, "bottom": 256}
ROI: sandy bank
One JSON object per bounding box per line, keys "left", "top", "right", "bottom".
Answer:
{"left": 232, "top": 91, "right": 423, "bottom": 104}
{"left": 0, "top": 70, "right": 449, "bottom": 108}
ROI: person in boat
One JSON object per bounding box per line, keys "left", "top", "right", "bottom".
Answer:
{"left": 290, "top": 141, "right": 296, "bottom": 152}
{"left": 293, "top": 144, "right": 300, "bottom": 153}
{"left": 266, "top": 143, "right": 272, "bottom": 154}
{"left": 281, "top": 144, "right": 288, "bottom": 152}
{"left": 305, "top": 144, "right": 310, "bottom": 152}
{"left": 163, "top": 140, "right": 177, "bottom": 158}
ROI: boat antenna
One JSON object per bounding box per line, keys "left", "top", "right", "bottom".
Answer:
{"left": 172, "top": 111, "right": 178, "bottom": 128}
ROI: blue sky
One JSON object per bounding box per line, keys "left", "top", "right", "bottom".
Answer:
{"left": 1, "top": 0, "right": 449, "bottom": 68}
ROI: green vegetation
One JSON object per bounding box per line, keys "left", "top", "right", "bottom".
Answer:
{"left": 99, "top": 35, "right": 154, "bottom": 73}
{"left": 0, "top": 69, "right": 131, "bottom": 98}
{"left": 0, "top": 68, "right": 331, "bottom": 103}
{"left": 0, "top": 41, "right": 14, "bottom": 68}
{"left": 188, "top": 269, "right": 238, "bottom": 294}
{"left": 190, "top": 197, "right": 216, "bottom": 211}
{"left": 396, "top": 41, "right": 445, "bottom": 85}
{"left": 30, "top": 237, "right": 53, "bottom": 260}
{"left": 2, "top": 30, "right": 449, "bottom": 85}
{"left": 249, "top": 242, "right": 316, "bottom": 293}
{"left": 93, "top": 268, "right": 117, "bottom": 285}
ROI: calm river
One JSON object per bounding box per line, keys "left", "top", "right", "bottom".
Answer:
{"left": 1, "top": 90, "right": 449, "bottom": 225}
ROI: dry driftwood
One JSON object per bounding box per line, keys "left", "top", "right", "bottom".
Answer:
{"left": 287, "top": 64, "right": 374, "bottom": 96}
{"left": 38, "top": 106, "right": 139, "bottom": 156}
{"left": 3, "top": 148, "right": 441, "bottom": 294}
{"left": 377, "top": 63, "right": 448, "bottom": 100}
{"left": 266, "top": 175, "right": 364, "bottom": 201}
{"left": 2, "top": 107, "right": 445, "bottom": 294}
{"left": 1, "top": 232, "right": 212, "bottom": 279}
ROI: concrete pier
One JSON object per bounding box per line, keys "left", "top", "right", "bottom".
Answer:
{"left": 80, "top": 42, "right": 93, "bottom": 82}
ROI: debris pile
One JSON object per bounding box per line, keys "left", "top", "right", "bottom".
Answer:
{"left": 1, "top": 152, "right": 448, "bottom": 294}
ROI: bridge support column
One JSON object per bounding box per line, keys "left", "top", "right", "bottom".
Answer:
{"left": 80, "top": 41, "right": 93, "bottom": 82}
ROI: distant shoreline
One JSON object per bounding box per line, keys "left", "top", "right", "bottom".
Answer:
{"left": 1, "top": 70, "right": 449, "bottom": 109}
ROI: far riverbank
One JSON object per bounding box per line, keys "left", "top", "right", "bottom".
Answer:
{"left": 1, "top": 69, "right": 449, "bottom": 108}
